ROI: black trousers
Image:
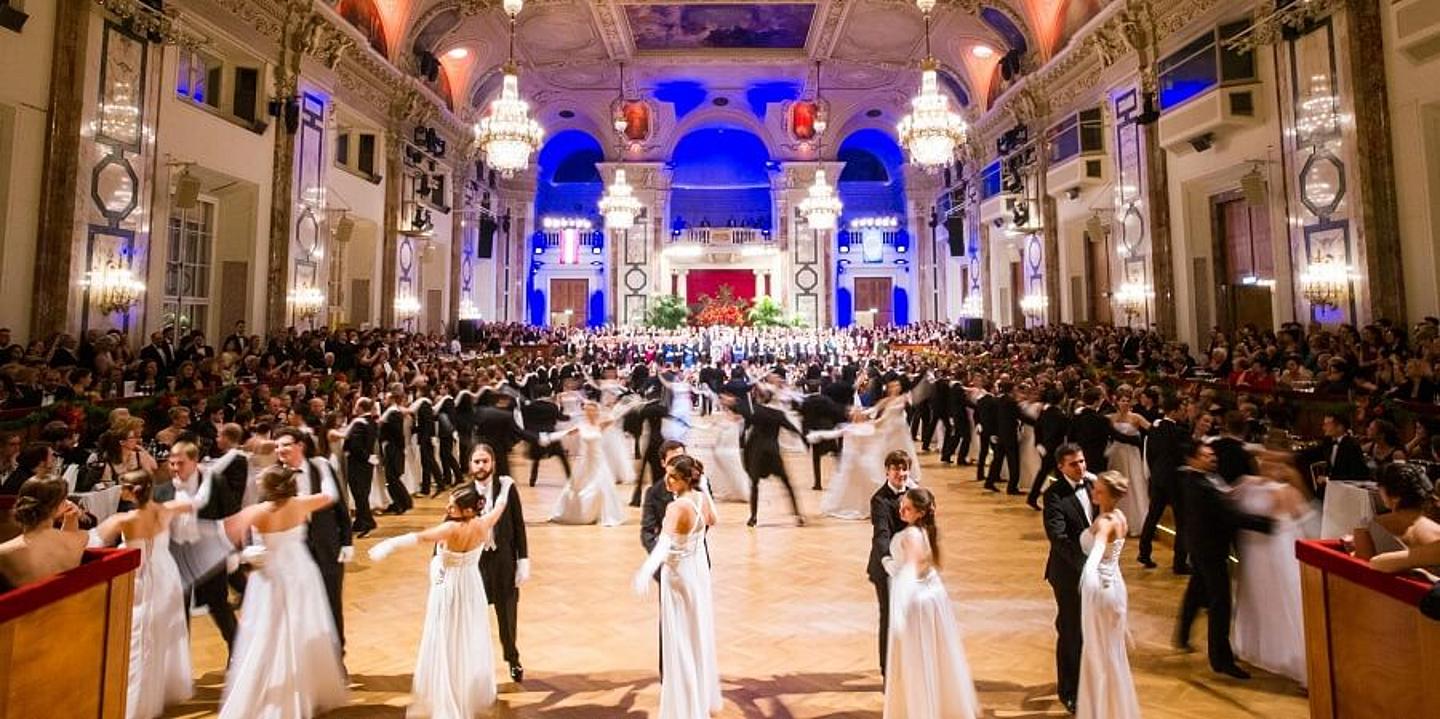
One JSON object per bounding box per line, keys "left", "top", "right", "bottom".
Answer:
{"left": 438, "top": 435, "right": 462, "bottom": 488}
{"left": 458, "top": 432, "right": 475, "bottom": 477}
{"left": 490, "top": 443, "right": 515, "bottom": 480}
{"left": 1178, "top": 553, "right": 1236, "bottom": 670}
{"left": 1048, "top": 575, "right": 1083, "bottom": 703}
{"left": 382, "top": 442, "right": 412, "bottom": 512}
{"left": 191, "top": 569, "right": 238, "bottom": 655}
{"left": 527, "top": 444, "right": 573, "bottom": 486}
{"left": 416, "top": 434, "right": 441, "bottom": 493}
{"left": 346, "top": 459, "right": 375, "bottom": 531}
{"left": 748, "top": 460, "right": 802, "bottom": 523}
{"left": 1027, "top": 452, "right": 1057, "bottom": 505}
{"left": 986, "top": 440, "right": 1021, "bottom": 491}
{"left": 319, "top": 563, "right": 345, "bottom": 649}
{"left": 975, "top": 432, "right": 994, "bottom": 480}
{"left": 631, "top": 447, "right": 664, "bottom": 505}
{"left": 491, "top": 587, "right": 521, "bottom": 666}
{"left": 873, "top": 578, "right": 890, "bottom": 677}
{"left": 1139, "top": 478, "right": 1188, "bottom": 571}
{"left": 809, "top": 440, "right": 840, "bottom": 490}
{"left": 909, "top": 403, "right": 931, "bottom": 443}
{"left": 935, "top": 415, "right": 957, "bottom": 460}
{"left": 920, "top": 408, "right": 941, "bottom": 451}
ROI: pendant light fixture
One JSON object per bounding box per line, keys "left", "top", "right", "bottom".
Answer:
{"left": 599, "top": 61, "right": 644, "bottom": 229}
{"left": 899, "top": 0, "right": 968, "bottom": 171}
{"left": 799, "top": 61, "right": 842, "bottom": 231}
{"left": 475, "top": 0, "right": 543, "bottom": 177}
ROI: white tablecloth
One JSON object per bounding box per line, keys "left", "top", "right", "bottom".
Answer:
{"left": 1320, "top": 481, "right": 1378, "bottom": 539}
{"left": 75, "top": 485, "right": 124, "bottom": 523}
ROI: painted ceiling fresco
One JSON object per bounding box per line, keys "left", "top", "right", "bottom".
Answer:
{"left": 624, "top": 4, "right": 816, "bottom": 51}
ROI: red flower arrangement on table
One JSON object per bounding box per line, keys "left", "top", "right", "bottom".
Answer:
{"left": 690, "top": 285, "right": 750, "bottom": 327}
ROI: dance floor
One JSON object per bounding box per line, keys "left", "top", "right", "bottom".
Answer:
{"left": 170, "top": 440, "right": 1310, "bottom": 718}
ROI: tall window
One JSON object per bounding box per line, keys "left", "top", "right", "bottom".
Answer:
{"left": 176, "top": 47, "right": 264, "bottom": 128}
{"left": 163, "top": 201, "right": 214, "bottom": 333}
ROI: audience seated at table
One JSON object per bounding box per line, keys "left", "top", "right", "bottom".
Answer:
{"left": 0, "top": 477, "right": 87, "bottom": 590}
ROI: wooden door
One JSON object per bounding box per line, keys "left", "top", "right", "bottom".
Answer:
{"left": 1084, "top": 230, "right": 1113, "bottom": 325}
{"left": 350, "top": 278, "right": 370, "bottom": 327}
{"left": 853, "top": 277, "right": 893, "bottom": 326}
{"left": 549, "top": 278, "right": 589, "bottom": 327}
{"left": 1213, "top": 193, "right": 1274, "bottom": 332}
{"left": 218, "top": 261, "right": 248, "bottom": 333}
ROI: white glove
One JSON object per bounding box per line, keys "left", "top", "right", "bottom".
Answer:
{"left": 338, "top": 545, "right": 355, "bottom": 564}
{"left": 881, "top": 555, "right": 897, "bottom": 577}
{"left": 1037, "top": 446, "right": 1047, "bottom": 457}
{"left": 516, "top": 558, "right": 531, "bottom": 586}
{"left": 368, "top": 454, "right": 381, "bottom": 466}
{"left": 240, "top": 545, "right": 268, "bottom": 569}
{"left": 368, "top": 533, "right": 418, "bottom": 561}
{"left": 225, "top": 553, "right": 241, "bottom": 574}
{"left": 538, "top": 432, "right": 555, "bottom": 447}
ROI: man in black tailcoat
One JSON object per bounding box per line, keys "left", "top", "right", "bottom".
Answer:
{"left": 521, "top": 394, "right": 571, "bottom": 487}
{"left": 1043, "top": 443, "right": 1093, "bottom": 714}
{"left": 474, "top": 393, "right": 539, "bottom": 481}
{"left": 343, "top": 398, "right": 378, "bottom": 535}
{"left": 798, "top": 391, "right": 848, "bottom": 491}
{"left": 1068, "top": 386, "right": 1112, "bottom": 473}
{"left": 276, "top": 428, "right": 353, "bottom": 649}
{"left": 735, "top": 388, "right": 806, "bottom": 527}
{"left": 472, "top": 444, "right": 530, "bottom": 683}
{"left": 867, "top": 450, "right": 913, "bottom": 678}
{"left": 985, "top": 381, "right": 1023, "bottom": 494}
{"left": 1025, "top": 387, "right": 1069, "bottom": 511}
{"left": 1138, "top": 395, "right": 1191, "bottom": 571}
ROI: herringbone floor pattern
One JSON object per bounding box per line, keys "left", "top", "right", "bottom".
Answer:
{"left": 167, "top": 439, "right": 1309, "bottom": 718}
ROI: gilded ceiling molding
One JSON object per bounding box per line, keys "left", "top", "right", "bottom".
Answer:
{"left": 1221, "top": 0, "right": 1343, "bottom": 53}
{"left": 589, "top": 1, "right": 632, "bottom": 60}
{"left": 809, "top": 0, "right": 853, "bottom": 60}
{"left": 94, "top": 0, "right": 210, "bottom": 49}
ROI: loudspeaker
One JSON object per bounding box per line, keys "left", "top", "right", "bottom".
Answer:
{"left": 962, "top": 317, "right": 984, "bottom": 340}
{"left": 944, "top": 216, "right": 966, "bottom": 257}
{"left": 457, "top": 319, "right": 480, "bottom": 344}
{"left": 333, "top": 216, "right": 355, "bottom": 244}
{"left": 173, "top": 171, "right": 201, "bottom": 209}
{"left": 476, "top": 216, "right": 498, "bottom": 258}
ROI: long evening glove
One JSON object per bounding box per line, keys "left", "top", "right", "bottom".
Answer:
{"left": 632, "top": 533, "right": 673, "bottom": 596}
{"left": 368, "top": 532, "right": 419, "bottom": 562}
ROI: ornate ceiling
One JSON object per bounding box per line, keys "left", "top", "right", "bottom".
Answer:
{"left": 332, "top": 0, "right": 1115, "bottom": 160}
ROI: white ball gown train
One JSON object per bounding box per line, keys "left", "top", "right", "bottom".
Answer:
{"left": 701, "top": 411, "right": 751, "bottom": 503}
{"left": 1076, "top": 518, "right": 1142, "bottom": 719}
{"left": 815, "top": 423, "right": 882, "bottom": 520}
{"left": 123, "top": 529, "right": 193, "bottom": 719}
{"left": 549, "top": 424, "right": 627, "bottom": 526}
{"left": 883, "top": 526, "right": 979, "bottom": 719}
{"left": 1231, "top": 480, "right": 1309, "bottom": 685}
{"left": 220, "top": 524, "right": 347, "bottom": 719}
{"left": 408, "top": 543, "right": 498, "bottom": 717}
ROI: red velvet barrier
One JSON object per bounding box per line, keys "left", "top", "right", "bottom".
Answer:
{"left": 1295, "top": 539, "right": 1432, "bottom": 607}
{"left": 0, "top": 548, "right": 141, "bottom": 624}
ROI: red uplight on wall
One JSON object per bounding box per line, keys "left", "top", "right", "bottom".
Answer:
{"left": 790, "top": 101, "right": 818, "bottom": 141}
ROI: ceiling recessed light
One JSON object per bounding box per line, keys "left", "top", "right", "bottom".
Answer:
{"left": 445, "top": 47, "right": 469, "bottom": 60}
{"left": 713, "top": 97, "right": 730, "bottom": 106}
{"left": 865, "top": 108, "right": 883, "bottom": 118}
{"left": 971, "top": 44, "right": 996, "bottom": 59}
{"left": 558, "top": 110, "right": 575, "bottom": 119}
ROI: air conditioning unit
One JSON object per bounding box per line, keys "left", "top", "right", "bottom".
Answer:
{"left": 1157, "top": 83, "right": 1263, "bottom": 153}
{"left": 978, "top": 193, "right": 1017, "bottom": 225}
{"left": 1046, "top": 154, "right": 1107, "bottom": 194}
{"left": 1395, "top": 0, "right": 1440, "bottom": 64}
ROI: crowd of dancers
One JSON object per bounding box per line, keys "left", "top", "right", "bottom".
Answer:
{"left": 0, "top": 320, "right": 1331, "bottom": 719}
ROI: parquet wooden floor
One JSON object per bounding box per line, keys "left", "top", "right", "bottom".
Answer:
{"left": 166, "top": 434, "right": 1310, "bottom": 718}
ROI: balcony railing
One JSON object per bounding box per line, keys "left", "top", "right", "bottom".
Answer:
{"left": 537, "top": 230, "right": 604, "bottom": 249}
{"left": 670, "top": 227, "right": 769, "bottom": 245}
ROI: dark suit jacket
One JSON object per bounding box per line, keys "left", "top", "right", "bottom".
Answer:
{"left": 1177, "top": 467, "right": 1272, "bottom": 560}
{"left": 1210, "top": 436, "right": 1255, "bottom": 485}
{"left": 1144, "top": 418, "right": 1189, "bottom": 489}
{"left": 1034, "top": 405, "right": 1069, "bottom": 452}
{"left": 1302, "top": 435, "right": 1369, "bottom": 482}
{"left": 304, "top": 457, "right": 352, "bottom": 573}
{"left": 992, "top": 395, "right": 1022, "bottom": 446}
{"left": 1068, "top": 408, "right": 1113, "bottom": 470}
{"left": 867, "top": 484, "right": 906, "bottom": 585}
{"left": 478, "top": 477, "right": 528, "bottom": 601}
{"left": 1042, "top": 475, "right": 1091, "bottom": 584}
{"left": 475, "top": 407, "right": 538, "bottom": 456}
{"left": 739, "top": 404, "right": 802, "bottom": 478}
{"left": 640, "top": 480, "right": 674, "bottom": 555}
{"left": 199, "top": 450, "right": 247, "bottom": 520}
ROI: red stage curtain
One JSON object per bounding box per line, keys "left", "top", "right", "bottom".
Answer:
{"left": 686, "top": 269, "right": 756, "bottom": 306}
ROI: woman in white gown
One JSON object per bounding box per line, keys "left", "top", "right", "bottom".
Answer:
{"left": 219, "top": 465, "right": 347, "bottom": 719}
{"left": 808, "top": 412, "right": 883, "bottom": 520}
{"left": 703, "top": 405, "right": 751, "bottom": 503}
{"left": 1077, "top": 471, "right": 1142, "bottom": 719}
{"left": 1104, "top": 394, "right": 1150, "bottom": 537}
{"left": 633, "top": 457, "right": 721, "bottom": 718}
{"left": 548, "top": 402, "right": 627, "bottom": 526}
{"left": 368, "top": 471, "right": 517, "bottom": 717}
{"left": 94, "top": 470, "right": 194, "bottom": 719}
{"left": 1231, "top": 460, "right": 1310, "bottom": 686}
{"left": 874, "top": 381, "right": 921, "bottom": 484}
{"left": 1017, "top": 392, "right": 1042, "bottom": 494}
{"left": 603, "top": 393, "right": 641, "bottom": 486}
{"left": 883, "top": 487, "right": 978, "bottom": 719}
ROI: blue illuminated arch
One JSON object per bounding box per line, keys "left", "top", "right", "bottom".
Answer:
{"left": 669, "top": 126, "right": 773, "bottom": 229}
{"left": 535, "top": 130, "right": 604, "bottom": 218}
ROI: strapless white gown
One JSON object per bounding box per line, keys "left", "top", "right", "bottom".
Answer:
{"left": 1232, "top": 481, "right": 1308, "bottom": 685}
{"left": 883, "top": 527, "right": 978, "bottom": 718}
{"left": 1105, "top": 424, "right": 1149, "bottom": 536}
{"left": 409, "top": 543, "right": 496, "bottom": 717}
{"left": 123, "top": 530, "right": 192, "bottom": 719}
{"left": 659, "top": 496, "right": 722, "bottom": 718}
{"left": 550, "top": 424, "right": 626, "bottom": 526}
{"left": 220, "top": 524, "right": 347, "bottom": 719}
{"left": 1077, "top": 527, "right": 1141, "bottom": 719}
{"left": 819, "top": 423, "right": 882, "bottom": 520}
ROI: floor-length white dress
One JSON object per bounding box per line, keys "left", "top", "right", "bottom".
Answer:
{"left": 1105, "top": 424, "right": 1150, "bottom": 537}
{"left": 875, "top": 399, "right": 921, "bottom": 484}
{"left": 549, "top": 424, "right": 627, "bottom": 526}
{"left": 659, "top": 494, "right": 722, "bottom": 718}
{"left": 1018, "top": 401, "right": 1041, "bottom": 491}
{"left": 403, "top": 415, "right": 422, "bottom": 495}
{"left": 883, "top": 526, "right": 978, "bottom": 719}
{"left": 408, "top": 543, "right": 497, "bottom": 717}
{"left": 1232, "top": 480, "right": 1309, "bottom": 685}
{"left": 220, "top": 524, "right": 347, "bottom": 719}
{"left": 1077, "top": 520, "right": 1142, "bottom": 719}
{"left": 817, "top": 423, "right": 882, "bottom": 520}
{"left": 123, "top": 529, "right": 193, "bottom": 719}
{"left": 704, "top": 411, "right": 750, "bottom": 503}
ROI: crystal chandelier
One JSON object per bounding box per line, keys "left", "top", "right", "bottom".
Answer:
{"left": 394, "top": 290, "right": 422, "bottom": 318}
{"left": 1019, "top": 292, "right": 1049, "bottom": 318}
{"left": 599, "top": 168, "right": 643, "bottom": 229}
{"left": 458, "top": 296, "right": 482, "bottom": 320}
{"left": 899, "top": 1, "right": 968, "bottom": 172}
{"left": 799, "top": 61, "right": 842, "bottom": 231}
{"left": 476, "top": 1, "right": 542, "bottom": 177}
{"left": 800, "top": 168, "right": 843, "bottom": 231}
{"left": 288, "top": 285, "right": 325, "bottom": 319}
{"left": 81, "top": 263, "right": 146, "bottom": 315}
{"left": 1112, "top": 282, "right": 1152, "bottom": 321}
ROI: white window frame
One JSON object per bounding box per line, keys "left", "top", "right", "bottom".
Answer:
{"left": 162, "top": 198, "right": 216, "bottom": 334}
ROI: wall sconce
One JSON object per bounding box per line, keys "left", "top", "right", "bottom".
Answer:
{"left": 82, "top": 263, "right": 146, "bottom": 315}
{"left": 1019, "top": 292, "right": 1049, "bottom": 319}
{"left": 288, "top": 285, "right": 326, "bottom": 321}
{"left": 394, "top": 291, "right": 422, "bottom": 318}
{"left": 959, "top": 294, "right": 983, "bottom": 319}
{"left": 1112, "top": 281, "right": 1152, "bottom": 321}
{"left": 1299, "top": 256, "right": 1354, "bottom": 309}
